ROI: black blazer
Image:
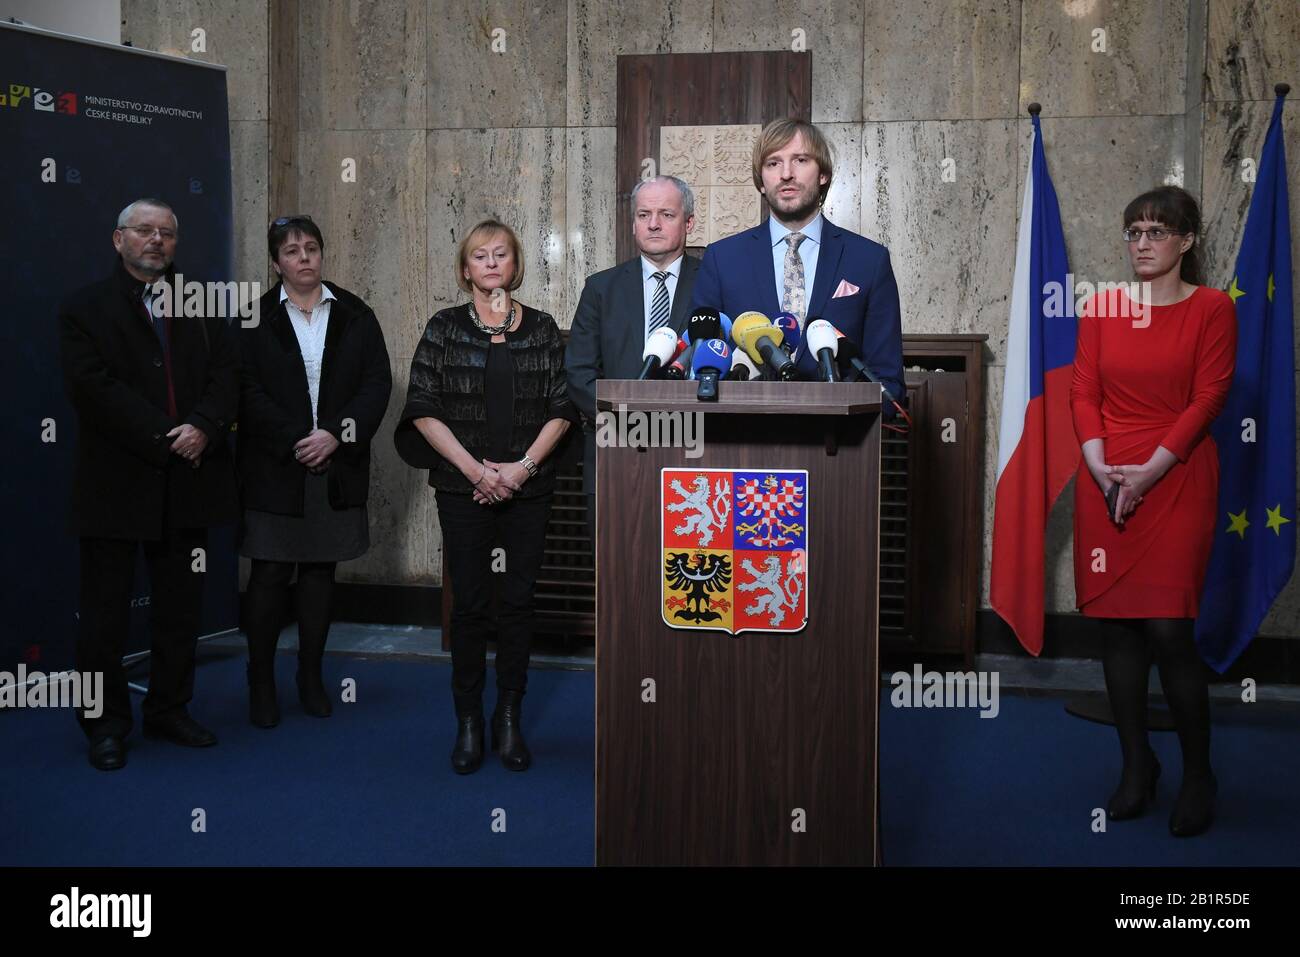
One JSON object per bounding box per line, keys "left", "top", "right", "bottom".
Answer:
{"left": 58, "top": 259, "right": 239, "bottom": 540}
{"left": 564, "top": 255, "right": 701, "bottom": 492}
{"left": 237, "top": 281, "right": 392, "bottom": 515}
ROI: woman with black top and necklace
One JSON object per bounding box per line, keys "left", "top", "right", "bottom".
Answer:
{"left": 395, "top": 220, "right": 577, "bottom": 774}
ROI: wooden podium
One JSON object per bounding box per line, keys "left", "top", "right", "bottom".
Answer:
{"left": 594, "top": 379, "right": 883, "bottom": 866}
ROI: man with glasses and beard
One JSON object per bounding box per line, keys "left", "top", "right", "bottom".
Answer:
{"left": 59, "top": 198, "right": 239, "bottom": 770}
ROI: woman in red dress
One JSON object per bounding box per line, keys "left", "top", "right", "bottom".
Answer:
{"left": 1070, "top": 185, "right": 1236, "bottom": 837}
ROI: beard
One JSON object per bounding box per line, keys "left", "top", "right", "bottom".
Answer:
{"left": 767, "top": 187, "right": 821, "bottom": 224}
{"left": 122, "top": 249, "right": 171, "bottom": 279}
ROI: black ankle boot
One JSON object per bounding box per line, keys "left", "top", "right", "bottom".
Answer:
{"left": 296, "top": 662, "right": 332, "bottom": 718}
{"left": 451, "top": 708, "right": 484, "bottom": 774}
{"left": 247, "top": 663, "right": 279, "bottom": 728}
{"left": 1170, "top": 771, "right": 1217, "bottom": 837}
{"left": 492, "top": 689, "right": 531, "bottom": 771}
{"left": 1107, "top": 748, "right": 1160, "bottom": 820}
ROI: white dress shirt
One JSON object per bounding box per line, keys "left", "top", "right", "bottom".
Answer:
{"left": 641, "top": 254, "right": 684, "bottom": 339}
{"left": 280, "top": 284, "right": 336, "bottom": 428}
{"left": 769, "top": 213, "right": 823, "bottom": 315}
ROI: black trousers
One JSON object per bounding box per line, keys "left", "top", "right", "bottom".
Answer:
{"left": 76, "top": 528, "right": 208, "bottom": 740}
{"left": 435, "top": 491, "right": 553, "bottom": 708}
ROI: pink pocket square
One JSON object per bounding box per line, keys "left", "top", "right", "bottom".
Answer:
{"left": 832, "top": 279, "right": 861, "bottom": 298}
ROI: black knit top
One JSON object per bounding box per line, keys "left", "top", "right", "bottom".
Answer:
{"left": 394, "top": 303, "right": 579, "bottom": 496}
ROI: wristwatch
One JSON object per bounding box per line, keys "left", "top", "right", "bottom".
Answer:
{"left": 519, "top": 454, "right": 539, "bottom": 478}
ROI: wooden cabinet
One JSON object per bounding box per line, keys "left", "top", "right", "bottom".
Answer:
{"left": 880, "top": 335, "right": 987, "bottom": 666}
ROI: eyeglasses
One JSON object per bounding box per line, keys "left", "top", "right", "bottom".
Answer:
{"left": 1122, "top": 227, "right": 1182, "bottom": 243}
{"left": 119, "top": 224, "right": 177, "bottom": 241}
{"left": 271, "top": 215, "right": 315, "bottom": 228}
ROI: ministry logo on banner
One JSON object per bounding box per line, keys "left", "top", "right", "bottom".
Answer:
{"left": 661, "top": 468, "right": 808, "bottom": 635}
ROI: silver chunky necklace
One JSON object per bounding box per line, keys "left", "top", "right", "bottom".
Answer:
{"left": 467, "top": 300, "right": 516, "bottom": 335}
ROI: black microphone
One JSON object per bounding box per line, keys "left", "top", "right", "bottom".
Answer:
{"left": 663, "top": 336, "right": 690, "bottom": 380}
{"left": 831, "top": 327, "right": 900, "bottom": 406}
{"left": 686, "top": 306, "right": 723, "bottom": 345}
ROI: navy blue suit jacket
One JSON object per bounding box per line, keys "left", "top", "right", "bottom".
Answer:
{"left": 690, "top": 217, "right": 906, "bottom": 402}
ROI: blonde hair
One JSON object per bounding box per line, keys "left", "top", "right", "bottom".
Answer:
{"left": 751, "top": 119, "right": 834, "bottom": 205}
{"left": 456, "top": 219, "right": 525, "bottom": 294}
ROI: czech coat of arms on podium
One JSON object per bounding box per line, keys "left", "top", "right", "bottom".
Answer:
{"left": 660, "top": 468, "right": 809, "bottom": 635}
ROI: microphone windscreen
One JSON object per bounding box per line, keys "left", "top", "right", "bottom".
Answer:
{"left": 774, "top": 312, "right": 802, "bottom": 354}
{"left": 690, "top": 338, "right": 733, "bottom": 376}
{"left": 643, "top": 325, "right": 680, "bottom": 363}
{"left": 732, "top": 312, "right": 783, "bottom": 363}
{"left": 805, "top": 319, "right": 838, "bottom": 356}
{"left": 730, "top": 347, "right": 760, "bottom": 378}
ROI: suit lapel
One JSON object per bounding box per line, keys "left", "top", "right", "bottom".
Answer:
{"left": 807, "top": 219, "right": 844, "bottom": 320}
{"left": 669, "top": 255, "right": 701, "bottom": 334}
{"left": 613, "top": 258, "right": 644, "bottom": 369}
{"left": 752, "top": 223, "right": 781, "bottom": 317}
{"left": 319, "top": 282, "right": 351, "bottom": 396}
{"left": 269, "top": 284, "right": 311, "bottom": 400}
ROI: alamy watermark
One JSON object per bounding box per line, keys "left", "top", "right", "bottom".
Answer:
{"left": 149, "top": 273, "right": 263, "bottom": 327}
{"left": 0, "top": 665, "right": 103, "bottom": 718}
{"left": 595, "top": 403, "right": 704, "bottom": 459}
{"left": 889, "top": 664, "right": 1000, "bottom": 718}
{"left": 1043, "top": 275, "right": 1154, "bottom": 327}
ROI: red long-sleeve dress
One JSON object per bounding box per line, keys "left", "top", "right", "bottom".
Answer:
{"left": 1070, "top": 285, "right": 1237, "bottom": 617}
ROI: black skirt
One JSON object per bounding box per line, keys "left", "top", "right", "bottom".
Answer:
{"left": 240, "top": 471, "right": 369, "bottom": 563}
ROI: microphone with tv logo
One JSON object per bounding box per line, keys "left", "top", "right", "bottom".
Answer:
{"left": 725, "top": 346, "right": 761, "bottom": 381}
{"left": 732, "top": 311, "right": 796, "bottom": 380}
{"left": 682, "top": 307, "right": 733, "bottom": 379}
{"left": 773, "top": 312, "right": 802, "bottom": 359}
{"left": 804, "top": 319, "right": 840, "bottom": 382}
{"left": 691, "top": 338, "right": 732, "bottom": 401}
{"left": 636, "top": 326, "right": 682, "bottom": 380}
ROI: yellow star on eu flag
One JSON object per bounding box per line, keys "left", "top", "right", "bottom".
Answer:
{"left": 1227, "top": 276, "right": 1246, "bottom": 303}
{"left": 1226, "top": 509, "right": 1250, "bottom": 539}
{"left": 1265, "top": 504, "right": 1292, "bottom": 535}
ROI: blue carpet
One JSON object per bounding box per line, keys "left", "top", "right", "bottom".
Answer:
{"left": 2, "top": 648, "right": 1296, "bottom": 865}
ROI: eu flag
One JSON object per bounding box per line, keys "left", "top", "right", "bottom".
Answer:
{"left": 1196, "top": 90, "right": 1295, "bottom": 672}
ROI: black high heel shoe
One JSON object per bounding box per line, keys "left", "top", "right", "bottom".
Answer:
{"left": 1169, "top": 771, "right": 1217, "bottom": 837}
{"left": 1107, "top": 750, "right": 1161, "bottom": 820}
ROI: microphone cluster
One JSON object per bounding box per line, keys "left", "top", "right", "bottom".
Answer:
{"left": 635, "top": 306, "right": 898, "bottom": 406}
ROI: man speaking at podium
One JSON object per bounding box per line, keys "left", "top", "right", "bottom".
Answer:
{"left": 691, "top": 118, "right": 906, "bottom": 405}
{"left": 566, "top": 175, "right": 701, "bottom": 536}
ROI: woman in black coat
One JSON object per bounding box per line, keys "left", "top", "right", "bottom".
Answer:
{"left": 395, "top": 219, "right": 577, "bottom": 774}
{"left": 237, "top": 216, "right": 392, "bottom": 727}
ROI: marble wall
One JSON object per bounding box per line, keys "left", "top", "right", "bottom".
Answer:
{"left": 123, "top": 1, "right": 1300, "bottom": 641}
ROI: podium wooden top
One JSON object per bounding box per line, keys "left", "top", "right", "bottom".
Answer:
{"left": 596, "top": 379, "right": 882, "bottom": 416}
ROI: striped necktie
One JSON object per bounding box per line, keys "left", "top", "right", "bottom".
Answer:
{"left": 648, "top": 271, "right": 671, "bottom": 333}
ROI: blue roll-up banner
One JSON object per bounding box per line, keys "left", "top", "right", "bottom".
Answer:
{"left": 0, "top": 22, "right": 238, "bottom": 673}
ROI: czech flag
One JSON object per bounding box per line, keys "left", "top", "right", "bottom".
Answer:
{"left": 991, "top": 113, "right": 1078, "bottom": 656}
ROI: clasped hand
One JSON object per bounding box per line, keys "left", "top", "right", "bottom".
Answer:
{"left": 167, "top": 423, "right": 208, "bottom": 468}
{"left": 472, "top": 459, "right": 528, "bottom": 505}
{"left": 1090, "top": 459, "right": 1159, "bottom": 525}
{"left": 294, "top": 429, "right": 339, "bottom": 471}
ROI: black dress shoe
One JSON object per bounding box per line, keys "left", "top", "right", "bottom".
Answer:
{"left": 1170, "top": 772, "right": 1217, "bottom": 837}
{"left": 296, "top": 669, "right": 333, "bottom": 718}
{"left": 247, "top": 664, "right": 280, "bottom": 728}
{"left": 88, "top": 736, "right": 127, "bottom": 771}
{"left": 451, "top": 712, "right": 484, "bottom": 774}
{"left": 1107, "top": 750, "right": 1160, "bottom": 820}
{"left": 142, "top": 713, "right": 218, "bottom": 747}
{"left": 492, "top": 689, "right": 532, "bottom": 772}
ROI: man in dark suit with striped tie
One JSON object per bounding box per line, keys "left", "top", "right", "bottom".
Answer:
{"left": 565, "top": 175, "right": 702, "bottom": 539}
